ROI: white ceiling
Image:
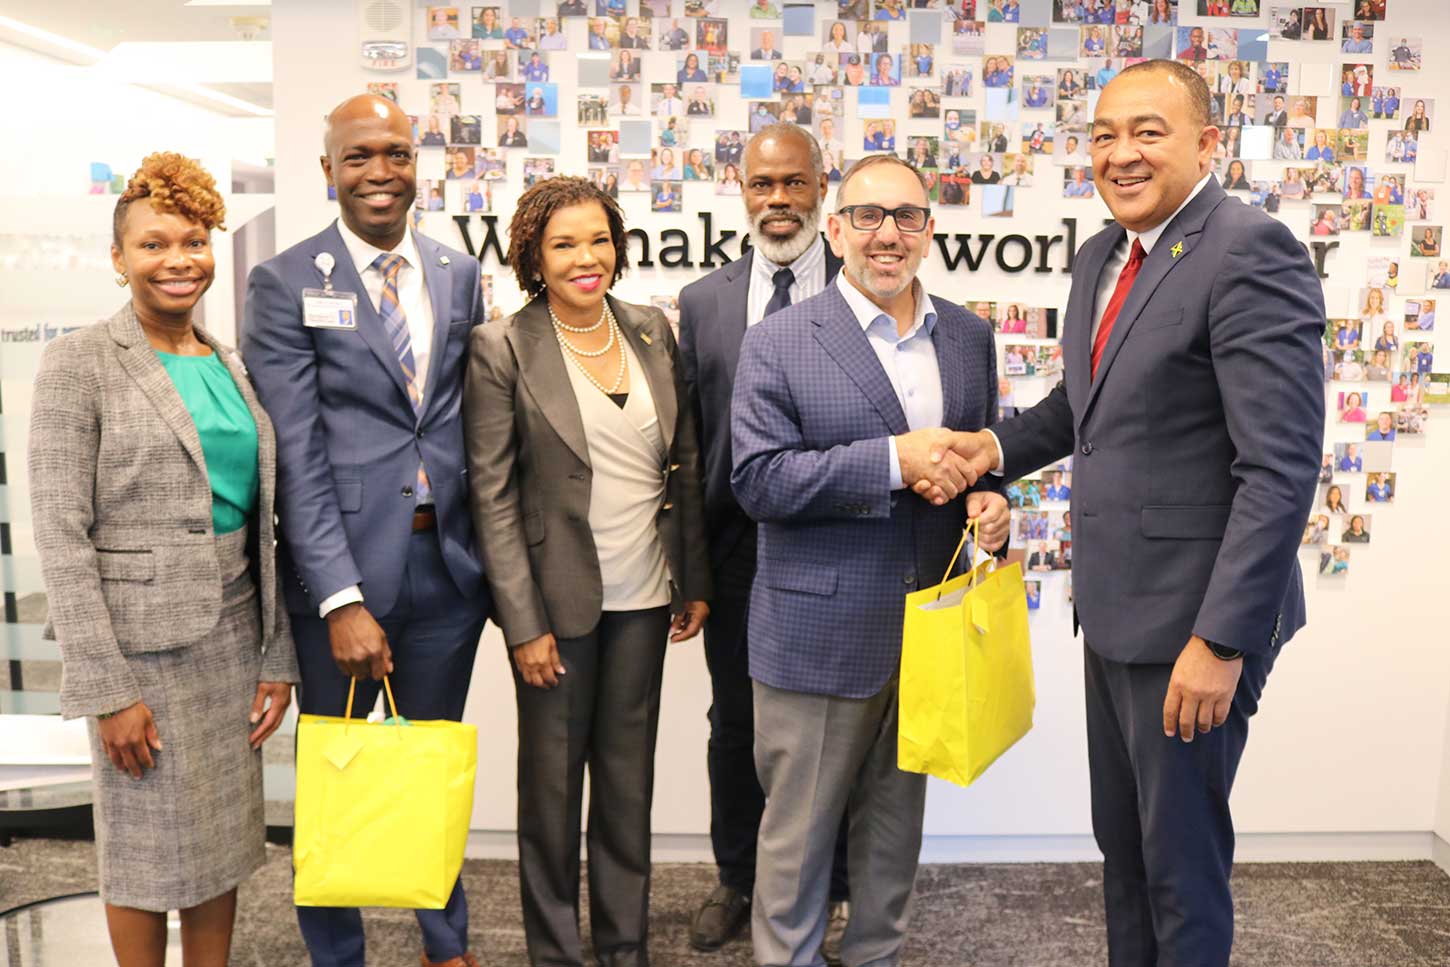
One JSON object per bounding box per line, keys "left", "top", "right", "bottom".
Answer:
{"left": 0, "top": 1, "right": 273, "bottom": 112}
{"left": 0, "top": 0, "right": 270, "bottom": 48}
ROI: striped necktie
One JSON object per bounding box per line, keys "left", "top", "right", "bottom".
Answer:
{"left": 373, "top": 253, "right": 431, "bottom": 503}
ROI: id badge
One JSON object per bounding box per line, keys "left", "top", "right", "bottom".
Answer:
{"left": 302, "top": 288, "right": 360, "bottom": 330}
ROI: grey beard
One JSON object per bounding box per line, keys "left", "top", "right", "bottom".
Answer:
{"left": 750, "top": 206, "right": 822, "bottom": 265}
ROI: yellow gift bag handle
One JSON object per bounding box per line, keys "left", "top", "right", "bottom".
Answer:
{"left": 936, "top": 517, "right": 995, "bottom": 633}
{"left": 342, "top": 674, "right": 402, "bottom": 727}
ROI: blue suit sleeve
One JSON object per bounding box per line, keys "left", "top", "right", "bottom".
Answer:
{"left": 992, "top": 379, "right": 1076, "bottom": 481}
{"left": 240, "top": 261, "right": 363, "bottom": 603}
{"left": 968, "top": 322, "right": 1005, "bottom": 498}
{"left": 677, "top": 285, "right": 704, "bottom": 445}
{"left": 730, "top": 324, "right": 892, "bottom": 523}
{"left": 1193, "top": 218, "right": 1326, "bottom": 653}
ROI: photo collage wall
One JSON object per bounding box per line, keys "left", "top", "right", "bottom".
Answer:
{"left": 364, "top": 0, "right": 1444, "bottom": 605}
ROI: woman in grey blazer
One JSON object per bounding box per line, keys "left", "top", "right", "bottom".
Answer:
{"left": 27, "top": 154, "right": 297, "bottom": 965}
{"left": 464, "top": 177, "right": 711, "bottom": 967}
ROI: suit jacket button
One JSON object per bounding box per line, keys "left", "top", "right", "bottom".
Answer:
{"left": 1081, "top": 443, "right": 1094, "bottom": 455}
{"left": 416, "top": 429, "right": 424, "bottom": 439}
{"left": 903, "top": 573, "right": 916, "bottom": 585}
{"left": 401, "top": 486, "right": 414, "bottom": 497}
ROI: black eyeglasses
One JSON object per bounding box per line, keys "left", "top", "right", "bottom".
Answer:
{"left": 837, "top": 204, "right": 931, "bottom": 233}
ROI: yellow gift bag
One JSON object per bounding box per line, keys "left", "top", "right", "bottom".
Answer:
{"left": 899, "top": 518, "right": 1036, "bottom": 788}
{"left": 294, "top": 676, "right": 477, "bottom": 909}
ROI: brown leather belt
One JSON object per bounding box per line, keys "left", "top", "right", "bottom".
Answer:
{"left": 412, "top": 506, "right": 437, "bottom": 532}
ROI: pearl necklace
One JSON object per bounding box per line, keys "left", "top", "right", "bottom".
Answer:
{"left": 548, "top": 299, "right": 607, "bottom": 334}
{"left": 551, "top": 302, "right": 629, "bottom": 394}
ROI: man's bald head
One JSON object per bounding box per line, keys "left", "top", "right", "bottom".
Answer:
{"left": 323, "top": 93, "right": 411, "bottom": 156}
{"left": 744, "top": 122, "right": 822, "bottom": 182}
{"left": 320, "top": 93, "right": 417, "bottom": 249}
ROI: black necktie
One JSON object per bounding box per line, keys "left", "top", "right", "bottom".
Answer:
{"left": 764, "top": 267, "right": 795, "bottom": 319}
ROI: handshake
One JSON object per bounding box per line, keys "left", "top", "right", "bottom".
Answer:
{"left": 897, "top": 427, "right": 1000, "bottom": 506}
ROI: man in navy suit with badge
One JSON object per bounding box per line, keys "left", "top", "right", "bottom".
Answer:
{"left": 944, "top": 61, "right": 1324, "bottom": 967}
{"left": 242, "top": 94, "right": 490, "bottom": 967}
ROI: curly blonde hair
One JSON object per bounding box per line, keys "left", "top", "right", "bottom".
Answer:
{"left": 113, "top": 152, "right": 226, "bottom": 243}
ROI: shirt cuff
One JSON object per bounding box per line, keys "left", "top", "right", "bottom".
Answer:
{"left": 887, "top": 436, "right": 905, "bottom": 491}
{"left": 318, "top": 585, "right": 363, "bottom": 619}
{"left": 982, "top": 428, "right": 1007, "bottom": 477}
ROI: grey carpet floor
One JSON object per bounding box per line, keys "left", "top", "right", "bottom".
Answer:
{"left": 3, "top": 838, "right": 1448, "bottom": 965}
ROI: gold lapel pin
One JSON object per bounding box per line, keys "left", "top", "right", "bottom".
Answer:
{"left": 439, "top": 255, "right": 450, "bottom": 265}
{"left": 640, "top": 333, "right": 653, "bottom": 345}
{"left": 1170, "top": 241, "right": 1185, "bottom": 259}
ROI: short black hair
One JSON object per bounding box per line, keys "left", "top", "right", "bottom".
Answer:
{"left": 1113, "top": 58, "right": 1213, "bottom": 129}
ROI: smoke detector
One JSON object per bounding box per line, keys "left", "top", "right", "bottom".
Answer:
{"left": 229, "top": 16, "right": 269, "bottom": 41}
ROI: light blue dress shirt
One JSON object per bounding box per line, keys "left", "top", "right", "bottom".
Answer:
{"left": 833, "top": 272, "right": 943, "bottom": 491}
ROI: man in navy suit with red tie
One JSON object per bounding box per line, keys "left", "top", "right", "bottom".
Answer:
{"left": 942, "top": 61, "right": 1324, "bottom": 966}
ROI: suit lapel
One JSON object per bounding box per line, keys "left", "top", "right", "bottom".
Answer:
{"left": 928, "top": 295, "right": 967, "bottom": 429}
{"left": 811, "top": 283, "right": 909, "bottom": 435}
{"left": 716, "top": 252, "right": 752, "bottom": 388}
{"left": 1083, "top": 180, "right": 1229, "bottom": 423}
{"left": 318, "top": 224, "right": 413, "bottom": 407}
{"left": 108, "top": 305, "right": 207, "bottom": 476}
{"left": 512, "top": 296, "right": 592, "bottom": 467}
{"left": 415, "top": 232, "right": 454, "bottom": 421}
{"left": 614, "top": 296, "right": 676, "bottom": 449}
{"left": 1065, "top": 227, "right": 1121, "bottom": 423}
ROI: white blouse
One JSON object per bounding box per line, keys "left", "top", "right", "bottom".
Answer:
{"left": 561, "top": 333, "right": 671, "bottom": 611}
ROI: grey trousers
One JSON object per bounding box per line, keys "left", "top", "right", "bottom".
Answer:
{"left": 513, "top": 607, "right": 672, "bottom": 967}
{"left": 752, "top": 678, "right": 928, "bottom": 967}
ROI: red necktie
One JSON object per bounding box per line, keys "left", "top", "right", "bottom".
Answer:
{"left": 1091, "top": 238, "right": 1146, "bottom": 379}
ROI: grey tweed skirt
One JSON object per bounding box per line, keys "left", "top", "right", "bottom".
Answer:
{"left": 87, "top": 527, "right": 267, "bottom": 911}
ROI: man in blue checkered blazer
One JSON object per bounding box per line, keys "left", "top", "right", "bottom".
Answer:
{"left": 730, "top": 155, "right": 1010, "bottom": 967}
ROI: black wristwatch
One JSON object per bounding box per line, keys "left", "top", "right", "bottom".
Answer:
{"left": 1205, "top": 640, "right": 1244, "bottom": 661}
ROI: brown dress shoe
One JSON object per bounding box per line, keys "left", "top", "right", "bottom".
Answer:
{"left": 420, "top": 953, "right": 481, "bottom": 967}
{"left": 689, "top": 883, "right": 751, "bottom": 951}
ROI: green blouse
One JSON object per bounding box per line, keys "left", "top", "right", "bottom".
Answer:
{"left": 157, "top": 351, "right": 259, "bottom": 535}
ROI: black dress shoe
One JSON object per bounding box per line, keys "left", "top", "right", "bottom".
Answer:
{"left": 689, "top": 884, "right": 751, "bottom": 951}
{"left": 597, "top": 947, "right": 648, "bottom": 967}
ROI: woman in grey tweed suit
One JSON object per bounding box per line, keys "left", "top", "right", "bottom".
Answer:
{"left": 27, "top": 154, "right": 298, "bottom": 966}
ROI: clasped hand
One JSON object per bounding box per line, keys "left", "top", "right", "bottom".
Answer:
{"left": 896, "top": 428, "right": 1010, "bottom": 551}
{"left": 897, "top": 428, "right": 984, "bottom": 504}
{"left": 900, "top": 428, "right": 999, "bottom": 506}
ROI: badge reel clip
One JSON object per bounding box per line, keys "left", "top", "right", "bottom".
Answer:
{"left": 302, "top": 252, "right": 360, "bottom": 331}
